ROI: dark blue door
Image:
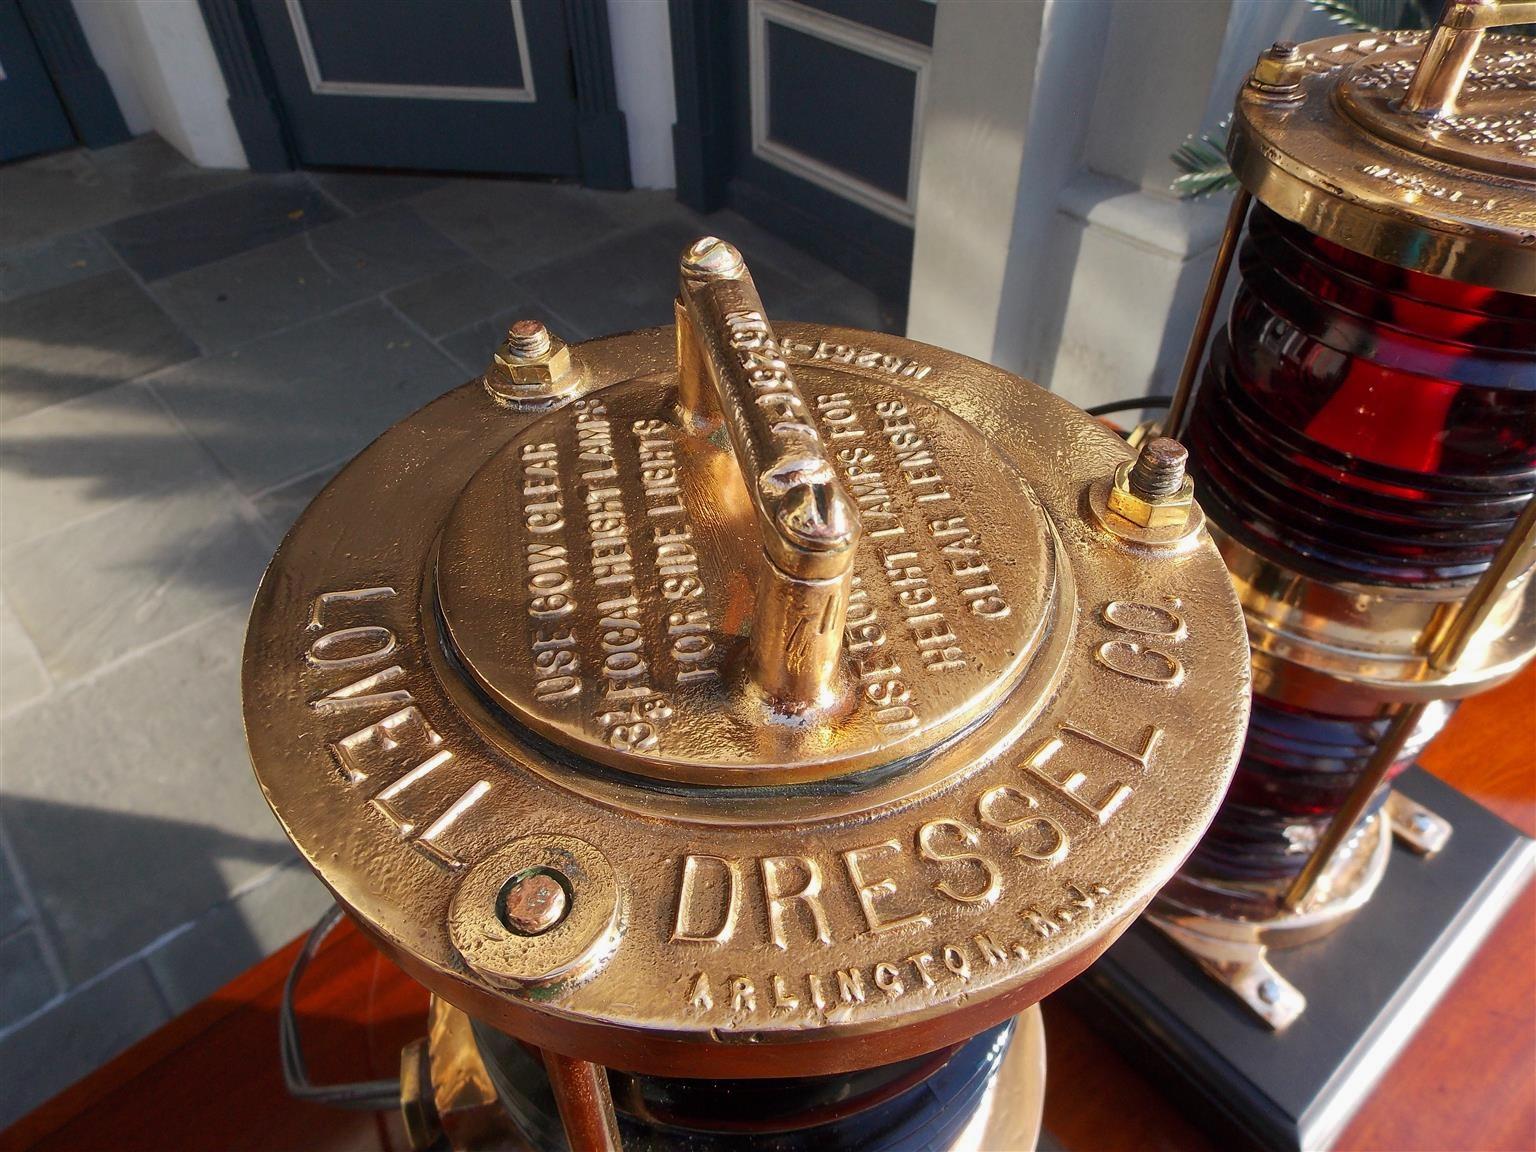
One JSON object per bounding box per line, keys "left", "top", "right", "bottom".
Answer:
{"left": 726, "top": 0, "right": 934, "bottom": 302}
{"left": 0, "top": 0, "right": 76, "bottom": 162}
{"left": 250, "top": 0, "right": 590, "bottom": 177}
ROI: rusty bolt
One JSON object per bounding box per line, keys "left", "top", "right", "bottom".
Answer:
{"left": 1127, "top": 437, "right": 1189, "bottom": 500}
{"left": 499, "top": 868, "right": 570, "bottom": 936}
{"left": 504, "top": 318, "right": 553, "bottom": 361}
{"left": 486, "top": 319, "right": 576, "bottom": 406}
{"left": 1251, "top": 41, "right": 1304, "bottom": 97}
{"left": 1109, "top": 437, "right": 1195, "bottom": 530}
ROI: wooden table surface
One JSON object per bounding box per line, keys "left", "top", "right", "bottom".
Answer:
{"left": 4, "top": 666, "right": 1532, "bottom": 1152}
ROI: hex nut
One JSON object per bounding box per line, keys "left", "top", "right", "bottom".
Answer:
{"left": 485, "top": 328, "right": 577, "bottom": 406}
{"left": 1107, "top": 462, "right": 1194, "bottom": 530}
{"left": 1250, "top": 41, "right": 1304, "bottom": 98}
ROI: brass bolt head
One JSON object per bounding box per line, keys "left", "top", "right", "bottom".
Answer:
{"left": 499, "top": 868, "right": 570, "bottom": 936}
{"left": 487, "top": 319, "right": 575, "bottom": 405}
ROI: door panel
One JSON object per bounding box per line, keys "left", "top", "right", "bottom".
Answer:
{"left": 728, "top": 0, "right": 933, "bottom": 305}
{"left": 250, "top": 0, "right": 580, "bottom": 176}
{"left": 0, "top": 0, "right": 76, "bottom": 163}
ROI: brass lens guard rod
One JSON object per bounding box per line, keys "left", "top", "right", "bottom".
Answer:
{"left": 675, "top": 237, "right": 862, "bottom": 710}
{"left": 1283, "top": 494, "right": 1536, "bottom": 910}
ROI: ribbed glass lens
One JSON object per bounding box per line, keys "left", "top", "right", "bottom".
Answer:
{"left": 1188, "top": 204, "right": 1536, "bottom": 588}
{"left": 1183, "top": 202, "right": 1533, "bottom": 889}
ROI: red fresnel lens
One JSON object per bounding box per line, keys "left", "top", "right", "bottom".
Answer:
{"left": 1180, "top": 204, "right": 1534, "bottom": 891}
{"left": 1153, "top": 24, "right": 1536, "bottom": 946}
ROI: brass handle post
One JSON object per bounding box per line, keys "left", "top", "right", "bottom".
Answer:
{"left": 1402, "top": 0, "right": 1536, "bottom": 117}
{"left": 676, "top": 237, "right": 861, "bottom": 710}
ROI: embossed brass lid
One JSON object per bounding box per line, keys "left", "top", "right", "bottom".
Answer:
{"left": 1228, "top": 4, "right": 1536, "bottom": 293}
{"left": 242, "top": 238, "right": 1250, "bottom": 1079}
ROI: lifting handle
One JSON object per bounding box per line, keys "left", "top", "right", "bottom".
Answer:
{"left": 1402, "top": 0, "right": 1536, "bottom": 117}
{"left": 674, "top": 237, "right": 861, "bottom": 710}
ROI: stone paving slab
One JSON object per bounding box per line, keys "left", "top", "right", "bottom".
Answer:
{"left": 100, "top": 175, "right": 345, "bottom": 282}
{"left": 0, "top": 833, "right": 34, "bottom": 938}
{"left": 0, "top": 593, "right": 49, "bottom": 717}
{"left": 149, "top": 232, "right": 370, "bottom": 354}
{"left": 0, "top": 381, "right": 216, "bottom": 551}
{"left": 306, "top": 204, "right": 467, "bottom": 296}
{"left": 149, "top": 300, "right": 464, "bottom": 496}
{"left": 0, "top": 928, "right": 60, "bottom": 1028}
{"left": 311, "top": 170, "right": 447, "bottom": 214}
{"left": 0, "top": 230, "right": 121, "bottom": 304}
{"left": 0, "top": 610, "right": 294, "bottom": 985}
{"left": 409, "top": 177, "right": 627, "bottom": 274}
{"left": 0, "top": 136, "right": 248, "bottom": 249}
{"left": 0, "top": 476, "right": 270, "bottom": 683}
{"left": 0, "top": 270, "right": 198, "bottom": 423}
{"left": 386, "top": 259, "right": 526, "bottom": 339}
{"left": 146, "top": 859, "right": 331, "bottom": 1016}
{"left": 0, "top": 958, "right": 169, "bottom": 1130}
{"left": 154, "top": 204, "right": 470, "bottom": 353}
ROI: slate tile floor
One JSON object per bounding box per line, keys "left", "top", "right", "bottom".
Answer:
{"left": 0, "top": 134, "right": 885, "bottom": 1126}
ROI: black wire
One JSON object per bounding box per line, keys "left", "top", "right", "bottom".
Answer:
{"left": 279, "top": 905, "right": 403, "bottom": 1111}
{"left": 1084, "top": 395, "right": 1171, "bottom": 418}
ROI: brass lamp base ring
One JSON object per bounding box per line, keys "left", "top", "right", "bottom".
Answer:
{"left": 1147, "top": 813, "right": 1391, "bottom": 1029}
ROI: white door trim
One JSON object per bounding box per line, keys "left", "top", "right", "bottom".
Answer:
{"left": 748, "top": 0, "right": 928, "bottom": 226}
{"left": 284, "top": 0, "right": 537, "bottom": 104}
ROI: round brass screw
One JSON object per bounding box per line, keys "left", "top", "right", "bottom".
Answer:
{"left": 1127, "top": 437, "right": 1189, "bottom": 500}
{"left": 505, "top": 319, "right": 553, "bottom": 361}
{"left": 681, "top": 236, "right": 744, "bottom": 279}
{"left": 499, "top": 868, "right": 570, "bottom": 936}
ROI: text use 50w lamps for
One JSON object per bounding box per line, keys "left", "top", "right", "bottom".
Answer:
{"left": 1147, "top": 0, "right": 1536, "bottom": 1036}
{"left": 242, "top": 236, "right": 1251, "bottom": 1150}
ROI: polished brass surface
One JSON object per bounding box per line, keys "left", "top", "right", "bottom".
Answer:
{"left": 417, "top": 996, "right": 1048, "bottom": 1152}
{"left": 399, "top": 1037, "right": 441, "bottom": 1150}
{"left": 243, "top": 240, "right": 1250, "bottom": 1083}
{"left": 1152, "top": 813, "right": 1392, "bottom": 1030}
{"left": 676, "top": 238, "right": 861, "bottom": 710}
{"left": 1227, "top": 22, "right": 1536, "bottom": 293}
{"left": 1216, "top": 527, "right": 1536, "bottom": 711}
{"left": 954, "top": 1006, "right": 1046, "bottom": 1152}
{"left": 415, "top": 996, "right": 529, "bottom": 1151}
{"left": 542, "top": 1050, "right": 622, "bottom": 1152}
{"left": 1402, "top": 0, "right": 1536, "bottom": 115}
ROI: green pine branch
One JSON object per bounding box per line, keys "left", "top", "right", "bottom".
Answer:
{"left": 1171, "top": 121, "right": 1239, "bottom": 199}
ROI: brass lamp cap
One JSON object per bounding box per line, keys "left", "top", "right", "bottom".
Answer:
{"left": 1228, "top": 10, "right": 1536, "bottom": 294}
{"left": 242, "top": 240, "right": 1250, "bottom": 1081}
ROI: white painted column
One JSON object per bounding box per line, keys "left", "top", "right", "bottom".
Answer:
{"left": 909, "top": 0, "right": 1329, "bottom": 411}
{"left": 71, "top": 0, "right": 247, "bottom": 169}
{"left": 904, "top": 0, "right": 1046, "bottom": 364}
{"left": 607, "top": 0, "right": 677, "bottom": 189}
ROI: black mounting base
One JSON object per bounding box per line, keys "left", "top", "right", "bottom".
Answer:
{"left": 1069, "top": 767, "right": 1534, "bottom": 1151}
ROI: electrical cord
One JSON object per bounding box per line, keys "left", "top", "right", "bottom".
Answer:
{"left": 1084, "top": 395, "right": 1171, "bottom": 418}
{"left": 279, "top": 904, "right": 404, "bottom": 1111}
